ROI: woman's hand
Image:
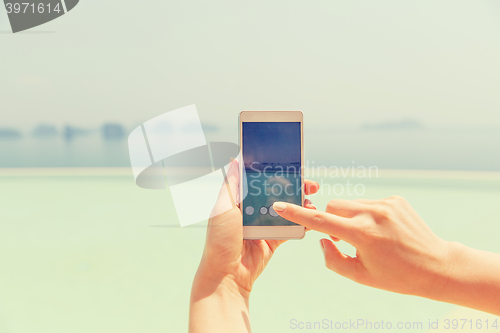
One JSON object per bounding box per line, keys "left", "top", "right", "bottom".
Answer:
{"left": 189, "top": 160, "right": 319, "bottom": 332}
{"left": 273, "top": 196, "right": 450, "bottom": 297}
{"left": 272, "top": 196, "right": 500, "bottom": 315}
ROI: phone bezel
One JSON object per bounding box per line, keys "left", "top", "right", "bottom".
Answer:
{"left": 239, "top": 111, "right": 305, "bottom": 240}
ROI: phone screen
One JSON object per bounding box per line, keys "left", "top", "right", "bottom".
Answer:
{"left": 242, "top": 122, "right": 302, "bottom": 226}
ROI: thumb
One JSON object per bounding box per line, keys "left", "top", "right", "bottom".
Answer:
{"left": 319, "top": 239, "right": 364, "bottom": 282}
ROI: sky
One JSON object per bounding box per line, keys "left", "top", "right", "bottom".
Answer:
{"left": 1, "top": 0, "right": 500, "bottom": 130}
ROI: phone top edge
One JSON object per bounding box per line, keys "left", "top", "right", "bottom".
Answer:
{"left": 240, "top": 111, "right": 303, "bottom": 122}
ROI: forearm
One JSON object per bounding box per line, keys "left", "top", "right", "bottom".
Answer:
{"left": 433, "top": 242, "right": 500, "bottom": 315}
{"left": 189, "top": 268, "right": 251, "bottom": 333}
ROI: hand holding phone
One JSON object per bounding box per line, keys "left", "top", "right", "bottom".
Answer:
{"left": 189, "top": 158, "right": 319, "bottom": 332}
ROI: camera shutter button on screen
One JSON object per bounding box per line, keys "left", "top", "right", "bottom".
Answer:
{"left": 269, "top": 205, "right": 278, "bottom": 217}
{"left": 245, "top": 206, "right": 255, "bottom": 215}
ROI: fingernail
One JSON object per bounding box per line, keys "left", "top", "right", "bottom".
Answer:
{"left": 319, "top": 239, "right": 325, "bottom": 254}
{"left": 311, "top": 204, "right": 317, "bottom": 210}
{"left": 273, "top": 202, "right": 287, "bottom": 212}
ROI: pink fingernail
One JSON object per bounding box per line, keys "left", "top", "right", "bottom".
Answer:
{"left": 273, "top": 202, "right": 287, "bottom": 212}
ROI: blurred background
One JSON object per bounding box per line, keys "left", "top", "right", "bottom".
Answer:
{"left": 1, "top": 1, "right": 500, "bottom": 333}
{"left": 1, "top": 0, "right": 500, "bottom": 170}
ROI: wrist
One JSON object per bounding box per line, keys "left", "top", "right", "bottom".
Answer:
{"left": 423, "top": 240, "right": 463, "bottom": 301}
{"left": 189, "top": 263, "right": 251, "bottom": 333}
{"left": 192, "top": 262, "right": 251, "bottom": 303}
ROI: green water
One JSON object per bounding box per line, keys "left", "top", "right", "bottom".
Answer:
{"left": 0, "top": 172, "right": 499, "bottom": 332}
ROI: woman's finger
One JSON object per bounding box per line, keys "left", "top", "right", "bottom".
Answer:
{"left": 330, "top": 235, "right": 340, "bottom": 242}
{"left": 304, "top": 180, "right": 320, "bottom": 195}
{"left": 304, "top": 199, "right": 316, "bottom": 210}
{"left": 264, "top": 199, "right": 317, "bottom": 250}
{"left": 325, "top": 199, "right": 370, "bottom": 218}
{"left": 273, "top": 202, "right": 358, "bottom": 243}
{"left": 320, "top": 239, "right": 364, "bottom": 280}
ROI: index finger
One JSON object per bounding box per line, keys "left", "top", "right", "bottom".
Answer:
{"left": 272, "top": 202, "right": 357, "bottom": 242}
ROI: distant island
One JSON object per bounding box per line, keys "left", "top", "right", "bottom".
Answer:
{"left": 0, "top": 121, "right": 217, "bottom": 140}
{"left": 362, "top": 119, "right": 424, "bottom": 130}
{"left": 102, "top": 123, "right": 125, "bottom": 139}
{"left": 63, "top": 125, "right": 90, "bottom": 140}
{"left": 0, "top": 128, "right": 22, "bottom": 139}
{"left": 202, "top": 123, "right": 219, "bottom": 132}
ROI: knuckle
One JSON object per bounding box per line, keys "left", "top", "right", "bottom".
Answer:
{"left": 369, "top": 205, "right": 391, "bottom": 220}
{"left": 355, "top": 214, "right": 375, "bottom": 228}
{"left": 311, "top": 212, "right": 325, "bottom": 226}
{"left": 356, "top": 222, "right": 382, "bottom": 244}
{"left": 362, "top": 226, "right": 379, "bottom": 239}
{"left": 325, "top": 200, "right": 338, "bottom": 211}
{"left": 387, "top": 195, "right": 407, "bottom": 205}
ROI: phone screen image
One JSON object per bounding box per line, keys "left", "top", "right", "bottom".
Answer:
{"left": 242, "top": 122, "right": 302, "bottom": 226}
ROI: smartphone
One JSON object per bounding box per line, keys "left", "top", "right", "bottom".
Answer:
{"left": 239, "top": 111, "right": 305, "bottom": 239}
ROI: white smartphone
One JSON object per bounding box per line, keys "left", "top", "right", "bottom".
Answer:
{"left": 239, "top": 111, "right": 305, "bottom": 240}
